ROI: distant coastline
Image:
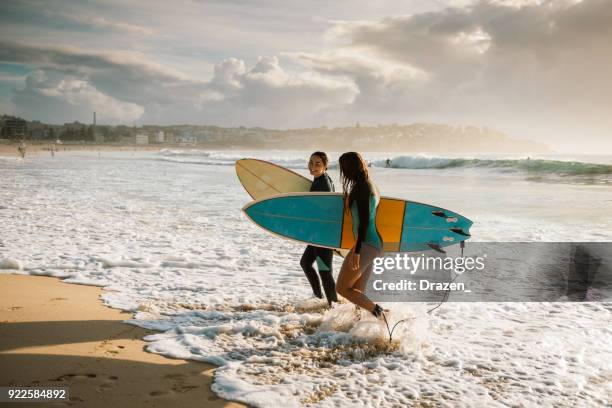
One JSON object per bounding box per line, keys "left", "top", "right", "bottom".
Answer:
{"left": 1, "top": 115, "right": 550, "bottom": 154}
{"left": 0, "top": 143, "right": 164, "bottom": 157}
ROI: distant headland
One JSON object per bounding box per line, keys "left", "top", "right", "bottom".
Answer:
{"left": 0, "top": 114, "right": 550, "bottom": 153}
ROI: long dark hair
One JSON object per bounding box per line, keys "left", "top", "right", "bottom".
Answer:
{"left": 339, "top": 152, "right": 369, "bottom": 206}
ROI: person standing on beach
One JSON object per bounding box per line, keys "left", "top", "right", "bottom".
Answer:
{"left": 300, "top": 152, "right": 338, "bottom": 307}
{"left": 336, "top": 152, "right": 386, "bottom": 318}
{"left": 17, "top": 141, "right": 26, "bottom": 158}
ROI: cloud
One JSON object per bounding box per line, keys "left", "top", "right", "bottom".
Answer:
{"left": 0, "top": 74, "right": 26, "bottom": 82}
{"left": 0, "top": 42, "right": 197, "bottom": 123}
{"left": 51, "top": 12, "right": 155, "bottom": 35}
{"left": 316, "top": 0, "right": 612, "bottom": 149}
{"left": 0, "top": 2, "right": 154, "bottom": 36}
{"left": 0, "top": 41, "right": 357, "bottom": 127}
{"left": 0, "top": 41, "right": 195, "bottom": 123}
{"left": 0, "top": 0, "right": 610, "bottom": 151}
{"left": 285, "top": 50, "right": 431, "bottom": 124}
{"left": 185, "top": 55, "right": 358, "bottom": 128}
{"left": 14, "top": 69, "right": 144, "bottom": 123}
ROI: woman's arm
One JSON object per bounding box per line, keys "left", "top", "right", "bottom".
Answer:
{"left": 354, "top": 182, "right": 371, "bottom": 254}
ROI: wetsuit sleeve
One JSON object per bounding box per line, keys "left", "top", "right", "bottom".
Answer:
{"left": 321, "top": 174, "right": 333, "bottom": 192}
{"left": 354, "top": 182, "right": 370, "bottom": 254}
{"left": 311, "top": 174, "right": 333, "bottom": 192}
{"left": 309, "top": 179, "right": 318, "bottom": 192}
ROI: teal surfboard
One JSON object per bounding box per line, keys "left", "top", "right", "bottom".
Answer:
{"left": 243, "top": 192, "right": 472, "bottom": 252}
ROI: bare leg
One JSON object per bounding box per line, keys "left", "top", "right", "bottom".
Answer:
{"left": 354, "top": 257, "right": 374, "bottom": 294}
{"left": 336, "top": 244, "right": 380, "bottom": 312}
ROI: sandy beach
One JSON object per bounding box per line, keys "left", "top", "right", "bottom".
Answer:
{"left": 1, "top": 149, "right": 610, "bottom": 407}
{"left": 0, "top": 143, "right": 166, "bottom": 157}
{"left": 0, "top": 274, "right": 244, "bottom": 407}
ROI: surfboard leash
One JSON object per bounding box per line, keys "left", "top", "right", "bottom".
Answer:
{"left": 381, "top": 311, "right": 392, "bottom": 342}
{"left": 385, "top": 255, "right": 463, "bottom": 342}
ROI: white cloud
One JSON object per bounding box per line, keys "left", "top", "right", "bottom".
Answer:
{"left": 186, "top": 56, "right": 358, "bottom": 127}
{"left": 47, "top": 10, "right": 155, "bottom": 35}
{"left": 210, "top": 58, "right": 246, "bottom": 92}
{"left": 0, "top": 42, "right": 192, "bottom": 124}
{"left": 1, "top": 0, "right": 611, "bottom": 151}
{"left": 1, "top": 41, "right": 357, "bottom": 128}
{"left": 15, "top": 69, "right": 144, "bottom": 124}
{"left": 0, "top": 74, "right": 26, "bottom": 82}
{"left": 316, "top": 0, "right": 612, "bottom": 150}
{"left": 451, "top": 27, "right": 491, "bottom": 54}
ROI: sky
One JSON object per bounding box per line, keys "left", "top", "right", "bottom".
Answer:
{"left": 0, "top": 0, "right": 610, "bottom": 153}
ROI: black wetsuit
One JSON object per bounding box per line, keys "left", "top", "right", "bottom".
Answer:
{"left": 300, "top": 173, "right": 338, "bottom": 305}
{"left": 349, "top": 177, "right": 382, "bottom": 254}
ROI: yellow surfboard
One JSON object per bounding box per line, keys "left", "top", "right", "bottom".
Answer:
{"left": 236, "top": 158, "right": 312, "bottom": 200}
{"left": 236, "top": 158, "right": 350, "bottom": 256}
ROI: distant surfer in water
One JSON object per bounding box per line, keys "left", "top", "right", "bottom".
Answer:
{"left": 336, "top": 152, "right": 385, "bottom": 318}
{"left": 300, "top": 151, "right": 338, "bottom": 307}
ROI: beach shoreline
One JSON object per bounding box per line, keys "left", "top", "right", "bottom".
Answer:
{"left": 0, "top": 143, "right": 168, "bottom": 157}
{"left": 1, "top": 149, "right": 610, "bottom": 406}
{"left": 0, "top": 273, "right": 244, "bottom": 408}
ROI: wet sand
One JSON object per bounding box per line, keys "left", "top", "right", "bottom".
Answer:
{"left": 0, "top": 144, "right": 165, "bottom": 157}
{"left": 0, "top": 274, "right": 244, "bottom": 408}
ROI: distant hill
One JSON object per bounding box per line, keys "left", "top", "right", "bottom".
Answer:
{"left": 0, "top": 115, "right": 549, "bottom": 153}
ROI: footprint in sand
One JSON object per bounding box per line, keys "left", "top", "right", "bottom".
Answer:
{"left": 161, "top": 373, "right": 203, "bottom": 395}
{"left": 96, "top": 339, "right": 125, "bottom": 356}
{"left": 50, "top": 373, "right": 120, "bottom": 399}
{"left": 149, "top": 390, "right": 172, "bottom": 397}
{"left": 53, "top": 373, "right": 98, "bottom": 381}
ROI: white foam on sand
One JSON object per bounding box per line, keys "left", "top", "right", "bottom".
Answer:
{"left": 1, "top": 151, "right": 611, "bottom": 407}
{"left": 0, "top": 258, "right": 23, "bottom": 270}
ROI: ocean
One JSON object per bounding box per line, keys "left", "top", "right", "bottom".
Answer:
{"left": 1, "top": 149, "right": 611, "bottom": 407}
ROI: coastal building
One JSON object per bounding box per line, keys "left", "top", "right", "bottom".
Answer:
{"left": 93, "top": 112, "right": 104, "bottom": 143}
{"left": 1, "top": 116, "right": 27, "bottom": 139}
{"left": 164, "top": 132, "right": 176, "bottom": 143}
{"left": 135, "top": 134, "right": 149, "bottom": 145}
{"left": 177, "top": 132, "right": 196, "bottom": 145}
{"left": 30, "top": 128, "right": 48, "bottom": 139}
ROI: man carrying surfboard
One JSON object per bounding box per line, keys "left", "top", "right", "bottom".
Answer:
{"left": 336, "top": 152, "right": 385, "bottom": 318}
{"left": 300, "top": 152, "right": 338, "bottom": 307}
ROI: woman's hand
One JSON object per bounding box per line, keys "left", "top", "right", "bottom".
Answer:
{"left": 351, "top": 252, "right": 360, "bottom": 271}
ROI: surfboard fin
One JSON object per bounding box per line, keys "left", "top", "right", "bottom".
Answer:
{"left": 449, "top": 227, "right": 471, "bottom": 237}
{"left": 427, "top": 243, "right": 446, "bottom": 254}
{"left": 433, "top": 210, "right": 461, "bottom": 224}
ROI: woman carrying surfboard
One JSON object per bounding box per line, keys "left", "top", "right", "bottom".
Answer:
{"left": 300, "top": 151, "right": 338, "bottom": 307}
{"left": 336, "top": 152, "right": 385, "bottom": 318}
